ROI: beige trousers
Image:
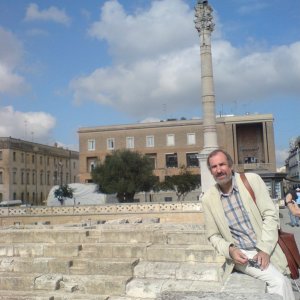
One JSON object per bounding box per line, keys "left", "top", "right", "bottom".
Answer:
{"left": 234, "top": 249, "right": 295, "bottom": 300}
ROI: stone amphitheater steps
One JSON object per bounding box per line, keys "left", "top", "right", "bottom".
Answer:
{"left": 0, "top": 223, "right": 267, "bottom": 299}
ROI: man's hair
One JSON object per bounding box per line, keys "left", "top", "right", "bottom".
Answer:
{"left": 207, "top": 149, "right": 234, "bottom": 169}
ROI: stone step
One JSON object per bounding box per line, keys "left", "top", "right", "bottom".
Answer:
{"left": 0, "top": 257, "right": 72, "bottom": 274}
{"left": 0, "top": 243, "right": 82, "bottom": 258}
{"left": 79, "top": 243, "right": 150, "bottom": 259}
{"left": 0, "top": 230, "right": 88, "bottom": 244}
{"left": 59, "top": 274, "right": 131, "bottom": 295}
{"left": 158, "top": 291, "right": 281, "bottom": 300}
{"left": 0, "top": 272, "right": 131, "bottom": 295}
{"left": 70, "top": 258, "right": 139, "bottom": 275}
{"left": 0, "top": 290, "right": 109, "bottom": 300}
{"left": 133, "top": 261, "right": 222, "bottom": 282}
{"left": 126, "top": 278, "right": 223, "bottom": 299}
{"left": 146, "top": 244, "right": 224, "bottom": 263}
{"left": 86, "top": 225, "right": 207, "bottom": 245}
{"left": 109, "top": 297, "right": 154, "bottom": 300}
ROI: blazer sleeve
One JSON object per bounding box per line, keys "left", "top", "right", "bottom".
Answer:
{"left": 202, "top": 192, "right": 233, "bottom": 260}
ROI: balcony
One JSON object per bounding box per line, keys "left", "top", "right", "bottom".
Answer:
{"left": 236, "top": 163, "right": 272, "bottom": 172}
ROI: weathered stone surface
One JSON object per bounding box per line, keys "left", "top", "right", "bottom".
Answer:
{"left": 34, "top": 274, "right": 63, "bottom": 291}
{"left": 158, "top": 291, "right": 281, "bottom": 300}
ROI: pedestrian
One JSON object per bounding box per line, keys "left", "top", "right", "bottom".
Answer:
{"left": 286, "top": 189, "right": 300, "bottom": 217}
{"left": 296, "top": 188, "right": 300, "bottom": 207}
{"left": 286, "top": 189, "right": 299, "bottom": 227}
{"left": 202, "top": 149, "right": 294, "bottom": 300}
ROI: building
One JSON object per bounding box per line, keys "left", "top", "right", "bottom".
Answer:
{"left": 0, "top": 137, "right": 79, "bottom": 205}
{"left": 78, "top": 114, "right": 282, "bottom": 197}
{"left": 285, "top": 136, "right": 300, "bottom": 183}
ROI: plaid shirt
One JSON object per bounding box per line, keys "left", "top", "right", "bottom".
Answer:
{"left": 219, "top": 176, "right": 257, "bottom": 250}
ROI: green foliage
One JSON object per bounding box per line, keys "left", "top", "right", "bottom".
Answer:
{"left": 91, "top": 149, "right": 158, "bottom": 202}
{"left": 54, "top": 184, "right": 74, "bottom": 205}
{"left": 159, "top": 166, "right": 200, "bottom": 201}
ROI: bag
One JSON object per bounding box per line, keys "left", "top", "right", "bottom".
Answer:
{"left": 240, "top": 173, "right": 300, "bottom": 279}
{"left": 277, "top": 229, "right": 300, "bottom": 279}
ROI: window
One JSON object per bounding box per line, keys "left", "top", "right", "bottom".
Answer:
{"left": 13, "top": 171, "right": 17, "bottom": 184}
{"left": 145, "top": 153, "right": 157, "bottom": 169}
{"left": 40, "top": 156, "right": 43, "bottom": 164}
{"left": 21, "top": 153, "right": 24, "bottom": 163}
{"left": 88, "top": 139, "right": 96, "bottom": 151}
{"left": 187, "top": 133, "right": 196, "bottom": 145}
{"left": 40, "top": 172, "right": 43, "bottom": 185}
{"left": 107, "top": 138, "right": 115, "bottom": 150}
{"left": 0, "top": 171, "right": 3, "bottom": 184}
{"left": 186, "top": 153, "right": 199, "bottom": 167}
{"left": 0, "top": 151, "right": 2, "bottom": 160}
{"left": 21, "top": 171, "right": 24, "bottom": 185}
{"left": 47, "top": 172, "right": 50, "bottom": 185}
{"left": 90, "top": 161, "right": 95, "bottom": 172}
{"left": 13, "top": 152, "right": 16, "bottom": 162}
{"left": 126, "top": 137, "right": 134, "bottom": 149}
{"left": 32, "top": 155, "right": 35, "bottom": 164}
{"left": 32, "top": 172, "right": 35, "bottom": 185}
{"left": 146, "top": 135, "right": 154, "bottom": 147}
{"left": 166, "top": 134, "right": 175, "bottom": 146}
{"left": 166, "top": 153, "right": 178, "bottom": 168}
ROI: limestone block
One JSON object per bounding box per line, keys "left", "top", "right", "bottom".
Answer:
{"left": 158, "top": 291, "right": 281, "bottom": 300}
{"left": 14, "top": 244, "right": 44, "bottom": 257}
{"left": 34, "top": 274, "right": 63, "bottom": 291}
{"left": 0, "top": 245, "right": 14, "bottom": 257}
{"left": 126, "top": 278, "right": 165, "bottom": 298}
{"left": 0, "top": 258, "right": 14, "bottom": 271}
{"left": 134, "top": 261, "right": 178, "bottom": 279}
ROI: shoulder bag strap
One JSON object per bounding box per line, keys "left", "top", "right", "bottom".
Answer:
{"left": 240, "top": 172, "right": 256, "bottom": 203}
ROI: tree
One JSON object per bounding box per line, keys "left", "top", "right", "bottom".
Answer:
{"left": 91, "top": 149, "right": 158, "bottom": 202}
{"left": 160, "top": 166, "right": 200, "bottom": 201}
{"left": 54, "top": 184, "right": 74, "bottom": 205}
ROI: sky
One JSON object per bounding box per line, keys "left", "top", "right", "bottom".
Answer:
{"left": 0, "top": 0, "right": 299, "bottom": 168}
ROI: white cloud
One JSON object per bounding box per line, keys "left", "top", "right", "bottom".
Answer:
{"left": 88, "top": 0, "right": 195, "bottom": 62}
{"left": 0, "top": 106, "right": 56, "bottom": 141}
{"left": 24, "top": 3, "right": 71, "bottom": 26}
{"left": 0, "top": 27, "right": 28, "bottom": 96}
{"left": 70, "top": 0, "right": 300, "bottom": 119}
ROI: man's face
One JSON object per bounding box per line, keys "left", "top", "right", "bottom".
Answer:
{"left": 208, "top": 152, "right": 233, "bottom": 186}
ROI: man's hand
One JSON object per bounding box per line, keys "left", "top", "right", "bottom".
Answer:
{"left": 253, "top": 250, "right": 270, "bottom": 270}
{"left": 229, "top": 246, "right": 248, "bottom": 265}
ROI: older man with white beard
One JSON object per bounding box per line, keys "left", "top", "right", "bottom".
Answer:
{"left": 202, "top": 149, "right": 294, "bottom": 300}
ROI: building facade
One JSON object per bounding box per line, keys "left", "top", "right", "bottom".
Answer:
{"left": 78, "top": 114, "right": 277, "bottom": 192}
{"left": 285, "top": 136, "right": 300, "bottom": 182}
{"left": 0, "top": 137, "right": 79, "bottom": 205}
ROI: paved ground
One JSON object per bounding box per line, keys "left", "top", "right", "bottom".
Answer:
{"left": 279, "top": 207, "right": 300, "bottom": 299}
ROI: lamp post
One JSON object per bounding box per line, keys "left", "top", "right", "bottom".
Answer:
{"left": 194, "top": 0, "right": 218, "bottom": 193}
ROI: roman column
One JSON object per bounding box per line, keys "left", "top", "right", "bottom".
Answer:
{"left": 194, "top": 0, "right": 218, "bottom": 192}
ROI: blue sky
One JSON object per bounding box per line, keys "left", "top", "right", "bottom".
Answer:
{"left": 0, "top": 0, "right": 299, "bottom": 168}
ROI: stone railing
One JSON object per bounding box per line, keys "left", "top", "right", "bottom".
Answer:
{"left": 0, "top": 201, "right": 202, "bottom": 217}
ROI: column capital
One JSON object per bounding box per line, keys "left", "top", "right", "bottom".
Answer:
{"left": 194, "top": 0, "right": 214, "bottom": 34}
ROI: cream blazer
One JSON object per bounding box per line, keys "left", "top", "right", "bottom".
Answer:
{"left": 202, "top": 172, "right": 288, "bottom": 281}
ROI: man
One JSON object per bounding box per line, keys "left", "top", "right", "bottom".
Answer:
{"left": 202, "top": 149, "right": 294, "bottom": 300}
